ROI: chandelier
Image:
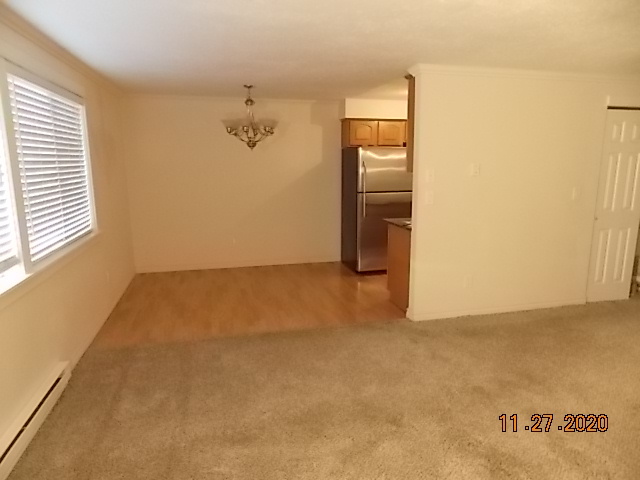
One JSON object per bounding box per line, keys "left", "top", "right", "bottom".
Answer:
{"left": 226, "top": 85, "right": 274, "bottom": 150}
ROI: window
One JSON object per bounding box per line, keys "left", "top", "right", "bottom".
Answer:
{"left": 0, "top": 63, "right": 95, "bottom": 281}
{"left": 0, "top": 141, "right": 18, "bottom": 272}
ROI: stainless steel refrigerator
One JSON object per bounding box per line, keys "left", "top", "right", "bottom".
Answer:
{"left": 341, "top": 147, "right": 413, "bottom": 272}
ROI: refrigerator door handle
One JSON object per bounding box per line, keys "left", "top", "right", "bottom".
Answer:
{"left": 361, "top": 161, "right": 367, "bottom": 218}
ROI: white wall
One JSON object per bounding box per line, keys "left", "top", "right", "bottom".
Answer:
{"left": 0, "top": 9, "right": 134, "bottom": 445}
{"left": 341, "top": 98, "right": 407, "bottom": 119}
{"left": 408, "top": 65, "right": 640, "bottom": 321}
{"left": 124, "top": 95, "right": 341, "bottom": 272}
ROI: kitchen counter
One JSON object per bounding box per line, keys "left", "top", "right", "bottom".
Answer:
{"left": 384, "top": 218, "right": 411, "bottom": 230}
{"left": 385, "top": 218, "right": 411, "bottom": 311}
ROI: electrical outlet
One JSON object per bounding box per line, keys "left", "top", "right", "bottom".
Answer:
{"left": 469, "top": 164, "right": 481, "bottom": 177}
{"left": 424, "top": 191, "right": 435, "bottom": 205}
{"left": 425, "top": 169, "right": 435, "bottom": 183}
{"left": 572, "top": 187, "right": 580, "bottom": 201}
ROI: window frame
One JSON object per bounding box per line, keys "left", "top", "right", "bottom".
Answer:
{"left": 0, "top": 58, "right": 98, "bottom": 293}
{"left": 0, "top": 139, "right": 19, "bottom": 273}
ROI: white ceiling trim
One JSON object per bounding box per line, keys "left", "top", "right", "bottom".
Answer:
{"left": 409, "top": 64, "right": 640, "bottom": 84}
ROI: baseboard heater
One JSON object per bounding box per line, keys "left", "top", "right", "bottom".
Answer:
{"left": 0, "top": 362, "right": 70, "bottom": 480}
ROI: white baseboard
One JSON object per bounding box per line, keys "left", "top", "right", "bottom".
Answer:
{"left": 408, "top": 298, "right": 586, "bottom": 322}
{"left": 0, "top": 362, "right": 70, "bottom": 480}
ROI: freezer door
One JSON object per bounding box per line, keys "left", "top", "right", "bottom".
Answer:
{"left": 357, "top": 191, "right": 412, "bottom": 272}
{"left": 358, "top": 147, "right": 412, "bottom": 193}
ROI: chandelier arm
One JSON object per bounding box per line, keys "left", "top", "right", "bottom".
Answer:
{"left": 226, "top": 84, "right": 274, "bottom": 149}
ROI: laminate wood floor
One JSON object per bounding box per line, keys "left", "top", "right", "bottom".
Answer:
{"left": 94, "top": 262, "right": 405, "bottom": 349}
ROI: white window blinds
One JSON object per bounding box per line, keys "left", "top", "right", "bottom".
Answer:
{"left": 0, "top": 145, "right": 18, "bottom": 273}
{"left": 7, "top": 74, "right": 93, "bottom": 263}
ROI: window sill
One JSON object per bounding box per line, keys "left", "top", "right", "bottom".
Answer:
{"left": 0, "top": 232, "right": 101, "bottom": 310}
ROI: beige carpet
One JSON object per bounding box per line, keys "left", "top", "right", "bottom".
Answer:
{"left": 9, "top": 298, "right": 640, "bottom": 479}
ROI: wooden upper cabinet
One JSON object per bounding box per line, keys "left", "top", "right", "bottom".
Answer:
{"left": 341, "top": 119, "right": 407, "bottom": 148}
{"left": 378, "top": 121, "right": 405, "bottom": 146}
{"left": 346, "top": 120, "right": 378, "bottom": 146}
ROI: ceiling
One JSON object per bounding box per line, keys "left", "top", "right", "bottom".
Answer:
{"left": 4, "top": 0, "right": 640, "bottom": 99}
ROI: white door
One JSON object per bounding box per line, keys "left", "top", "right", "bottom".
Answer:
{"left": 587, "top": 109, "right": 640, "bottom": 302}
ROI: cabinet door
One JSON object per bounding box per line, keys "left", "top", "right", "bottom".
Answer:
{"left": 387, "top": 225, "right": 411, "bottom": 310}
{"left": 377, "top": 121, "right": 405, "bottom": 146}
{"left": 348, "top": 120, "right": 378, "bottom": 146}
